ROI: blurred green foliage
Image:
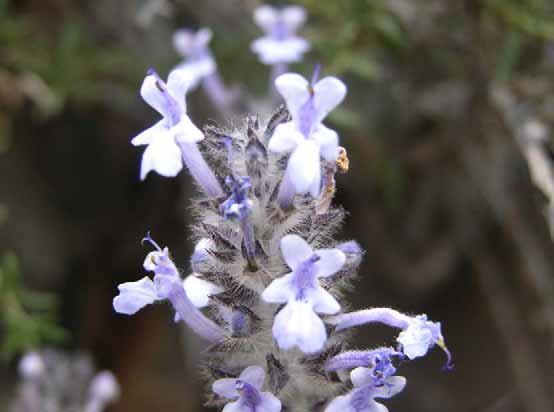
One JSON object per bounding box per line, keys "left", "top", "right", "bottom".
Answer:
{"left": 297, "top": 0, "right": 406, "bottom": 81}
{"left": 0, "top": 0, "right": 137, "bottom": 116}
{"left": 0, "top": 252, "right": 67, "bottom": 360}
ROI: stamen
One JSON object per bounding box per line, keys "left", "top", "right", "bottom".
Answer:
{"left": 141, "top": 231, "right": 162, "bottom": 252}
{"left": 437, "top": 336, "right": 454, "bottom": 371}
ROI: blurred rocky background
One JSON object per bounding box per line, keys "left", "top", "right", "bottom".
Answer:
{"left": 1, "top": 0, "right": 554, "bottom": 411}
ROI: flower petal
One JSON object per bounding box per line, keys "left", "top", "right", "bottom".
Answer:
{"left": 397, "top": 325, "right": 434, "bottom": 359}
{"left": 371, "top": 376, "right": 406, "bottom": 399}
{"left": 312, "top": 124, "right": 340, "bottom": 163}
{"left": 313, "top": 77, "right": 347, "bottom": 123}
{"left": 195, "top": 28, "right": 213, "bottom": 48}
{"left": 167, "top": 69, "right": 194, "bottom": 111}
{"left": 254, "top": 5, "right": 278, "bottom": 33}
{"left": 113, "top": 277, "right": 158, "bottom": 315}
{"left": 172, "top": 114, "right": 204, "bottom": 144}
{"left": 239, "top": 366, "right": 265, "bottom": 390}
{"left": 173, "top": 30, "right": 196, "bottom": 56}
{"left": 261, "top": 273, "right": 295, "bottom": 303}
{"left": 324, "top": 393, "right": 356, "bottom": 412}
{"left": 314, "top": 249, "right": 346, "bottom": 278}
{"left": 183, "top": 275, "right": 223, "bottom": 308}
{"left": 275, "top": 73, "right": 310, "bottom": 119}
{"left": 268, "top": 122, "right": 304, "bottom": 153}
{"left": 310, "top": 287, "right": 340, "bottom": 315}
{"left": 273, "top": 301, "right": 327, "bottom": 353}
{"left": 213, "top": 378, "right": 239, "bottom": 399}
{"left": 280, "top": 234, "right": 313, "bottom": 270}
{"left": 140, "top": 74, "right": 171, "bottom": 118}
{"left": 350, "top": 367, "right": 372, "bottom": 388}
{"left": 281, "top": 6, "right": 306, "bottom": 32}
{"left": 258, "top": 392, "right": 282, "bottom": 412}
{"left": 367, "top": 401, "right": 389, "bottom": 412}
{"left": 131, "top": 120, "right": 167, "bottom": 147}
{"left": 139, "top": 133, "right": 183, "bottom": 180}
{"left": 287, "top": 139, "right": 321, "bottom": 196}
{"left": 222, "top": 400, "right": 245, "bottom": 412}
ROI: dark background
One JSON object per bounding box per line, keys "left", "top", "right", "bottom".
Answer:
{"left": 1, "top": 1, "right": 554, "bottom": 411}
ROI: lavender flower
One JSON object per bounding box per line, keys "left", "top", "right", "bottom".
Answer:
{"left": 84, "top": 371, "right": 121, "bottom": 412}
{"left": 329, "top": 309, "right": 452, "bottom": 368}
{"left": 132, "top": 68, "right": 202, "bottom": 180}
{"left": 173, "top": 28, "right": 216, "bottom": 89}
{"left": 325, "top": 347, "right": 404, "bottom": 386}
{"left": 113, "top": 234, "right": 225, "bottom": 342}
{"left": 261, "top": 234, "right": 345, "bottom": 353}
{"left": 132, "top": 69, "right": 224, "bottom": 197}
{"left": 18, "top": 352, "right": 45, "bottom": 380}
{"left": 269, "top": 69, "right": 346, "bottom": 208}
{"left": 212, "top": 366, "right": 281, "bottom": 412}
{"left": 251, "top": 5, "right": 310, "bottom": 65}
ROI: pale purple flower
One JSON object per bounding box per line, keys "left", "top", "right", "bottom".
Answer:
{"left": 18, "top": 352, "right": 44, "bottom": 380}
{"left": 131, "top": 68, "right": 203, "bottom": 180}
{"left": 251, "top": 5, "right": 310, "bottom": 65}
{"left": 325, "top": 348, "right": 404, "bottom": 386}
{"left": 212, "top": 366, "right": 281, "bottom": 412}
{"left": 173, "top": 28, "right": 216, "bottom": 89}
{"left": 269, "top": 69, "right": 346, "bottom": 206}
{"left": 88, "top": 371, "right": 120, "bottom": 405}
{"left": 113, "top": 234, "right": 225, "bottom": 342}
{"left": 261, "top": 234, "right": 345, "bottom": 353}
{"left": 328, "top": 309, "right": 453, "bottom": 368}
{"left": 325, "top": 369, "right": 406, "bottom": 412}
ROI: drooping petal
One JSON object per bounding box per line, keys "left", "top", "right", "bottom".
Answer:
{"left": 257, "top": 392, "right": 282, "bottom": 412}
{"left": 371, "top": 376, "right": 407, "bottom": 399}
{"left": 171, "top": 114, "right": 204, "bottom": 144}
{"left": 350, "top": 367, "right": 373, "bottom": 388}
{"left": 212, "top": 378, "right": 239, "bottom": 399}
{"left": 183, "top": 275, "right": 223, "bottom": 308}
{"left": 140, "top": 74, "right": 172, "bottom": 118}
{"left": 397, "top": 323, "right": 434, "bottom": 359}
{"left": 113, "top": 277, "right": 159, "bottom": 315}
{"left": 167, "top": 69, "right": 194, "bottom": 111}
{"left": 261, "top": 273, "right": 295, "bottom": 303}
{"left": 366, "top": 401, "right": 389, "bottom": 412}
{"left": 314, "top": 249, "right": 346, "bottom": 278}
{"left": 131, "top": 120, "right": 167, "bottom": 147}
{"left": 273, "top": 301, "right": 327, "bottom": 353}
{"left": 275, "top": 73, "right": 310, "bottom": 119}
{"left": 324, "top": 393, "right": 356, "bottom": 412}
{"left": 268, "top": 121, "right": 304, "bottom": 154}
{"left": 309, "top": 287, "right": 340, "bottom": 315}
{"left": 313, "top": 77, "right": 347, "bottom": 124}
{"left": 280, "top": 235, "right": 313, "bottom": 270}
{"left": 222, "top": 400, "right": 248, "bottom": 412}
{"left": 239, "top": 366, "right": 265, "bottom": 390}
{"left": 254, "top": 5, "right": 278, "bottom": 33}
{"left": 287, "top": 139, "right": 321, "bottom": 195}
{"left": 312, "top": 124, "right": 340, "bottom": 163}
{"left": 139, "top": 133, "right": 183, "bottom": 180}
{"left": 281, "top": 6, "right": 306, "bottom": 32}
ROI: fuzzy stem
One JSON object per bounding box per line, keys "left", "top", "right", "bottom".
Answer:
{"left": 166, "top": 280, "right": 225, "bottom": 342}
{"left": 276, "top": 165, "right": 296, "bottom": 210}
{"left": 328, "top": 308, "right": 411, "bottom": 331}
{"left": 178, "top": 142, "right": 224, "bottom": 198}
{"left": 202, "top": 72, "right": 234, "bottom": 117}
